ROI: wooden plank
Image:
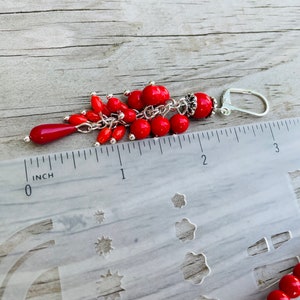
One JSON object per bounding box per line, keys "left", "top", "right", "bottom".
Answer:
{"left": 0, "top": 0, "right": 299, "bottom": 159}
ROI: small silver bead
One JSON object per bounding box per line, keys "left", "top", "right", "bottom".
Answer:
{"left": 110, "top": 138, "right": 117, "bottom": 144}
{"left": 24, "top": 136, "right": 31, "bottom": 143}
{"left": 129, "top": 133, "right": 136, "bottom": 141}
{"left": 94, "top": 142, "right": 100, "bottom": 147}
{"left": 64, "top": 115, "right": 70, "bottom": 122}
{"left": 106, "top": 94, "right": 113, "bottom": 99}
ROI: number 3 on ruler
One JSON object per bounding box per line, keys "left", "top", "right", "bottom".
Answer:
{"left": 273, "top": 142, "right": 280, "bottom": 153}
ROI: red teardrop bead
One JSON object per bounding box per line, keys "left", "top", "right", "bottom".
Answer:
{"left": 97, "top": 128, "right": 112, "bottom": 144}
{"left": 141, "top": 84, "right": 170, "bottom": 106}
{"left": 91, "top": 94, "right": 104, "bottom": 113}
{"left": 126, "top": 90, "right": 144, "bottom": 110}
{"left": 129, "top": 119, "right": 151, "bottom": 140}
{"left": 67, "top": 114, "right": 88, "bottom": 125}
{"left": 193, "top": 92, "right": 214, "bottom": 119}
{"left": 85, "top": 110, "right": 101, "bottom": 122}
{"left": 111, "top": 125, "right": 126, "bottom": 143}
{"left": 151, "top": 116, "right": 170, "bottom": 137}
{"left": 170, "top": 114, "right": 189, "bottom": 134}
{"left": 102, "top": 104, "right": 111, "bottom": 116}
{"left": 29, "top": 124, "right": 77, "bottom": 145}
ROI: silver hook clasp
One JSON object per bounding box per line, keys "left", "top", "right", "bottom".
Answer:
{"left": 219, "top": 88, "right": 269, "bottom": 117}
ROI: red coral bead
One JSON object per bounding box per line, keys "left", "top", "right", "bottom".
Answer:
{"left": 151, "top": 116, "right": 170, "bottom": 137}
{"left": 67, "top": 114, "right": 88, "bottom": 125}
{"left": 102, "top": 104, "right": 111, "bottom": 116}
{"left": 170, "top": 114, "right": 189, "bottom": 134}
{"left": 293, "top": 263, "right": 300, "bottom": 280}
{"left": 110, "top": 125, "right": 126, "bottom": 143}
{"left": 193, "top": 92, "right": 214, "bottom": 119}
{"left": 97, "top": 128, "right": 112, "bottom": 144}
{"left": 90, "top": 94, "right": 104, "bottom": 113}
{"left": 122, "top": 108, "right": 137, "bottom": 123}
{"left": 141, "top": 83, "right": 170, "bottom": 106}
{"left": 29, "top": 124, "right": 77, "bottom": 144}
{"left": 85, "top": 110, "right": 101, "bottom": 122}
{"left": 267, "top": 290, "right": 290, "bottom": 300}
{"left": 279, "top": 274, "right": 300, "bottom": 298}
{"left": 126, "top": 90, "right": 144, "bottom": 110}
{"left": 119, "top": 101, "right": 128, "bottom": 111}
{"left": 107, "top": 96, "right": 122, "bottom": 113}
{"left": 129, "top": 119, "right": 151, "bottom": 140}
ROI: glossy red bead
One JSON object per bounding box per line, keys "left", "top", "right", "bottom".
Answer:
{"left": 267, "top": 290, "right": 290, "bottom": 300}
{"left": 29, "top": 124, "right": 77, "bottom": 145}
{"left": 111, "top": 125, "right": 126, "bottom": 143}
{"left": 85, "top": 110, "right": 101, "bottom": 122}
{"left": 151, "top": 116, "right": 170, "bottom": 137}
{"left": 67, "top": 114, "right": 88, "bottom": 125}
{"left": 126, "top": 90, "right": 144, "bottom": 110}
{"left": 279, "top": 274, "right": 300, "bottom": 298}
{"left": 293, "top": 263, "right": 300, "bottom": 280}
{"left": 170, "top": 114, "right": 189, "bottom": 134}
{"left": 107, "top": 97, "right": 122, "bottom": 113}
{"left": 97, "top": 128, "right": 112, "bottom": 144}
{"left": 122, "top": 108, "right": 137, "bottom": 123}
{"left": 90, "top": 94, "right": 104, "bottom": 113}
{"left": 119, "top": 102, "right": 128, "bottom": 111}
{"left": 141, "top": 84, "right": 170, "bottom": 106}
{"left": 102, "top": 104, "right": 111, "bottom": 116}
{"left": 193, "top": 92, "right": 214, "bottom": 119}
{"left": 129, "top": 119, "right": 151, "bottom": 140}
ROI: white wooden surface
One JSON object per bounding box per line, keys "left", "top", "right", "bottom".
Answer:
{"left": 0, "top": 1, "right": 300, "bottom": 300}
{"left": 0, "top": 0, "right": 299, "bottom": 160}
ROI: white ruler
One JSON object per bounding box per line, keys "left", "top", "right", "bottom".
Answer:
{"left": 1, "top": 118, "right": 300, "bottom": 300}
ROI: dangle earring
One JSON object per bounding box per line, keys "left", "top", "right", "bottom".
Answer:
{"left": 24, "top": 82, "right": 269, "bottom": 146}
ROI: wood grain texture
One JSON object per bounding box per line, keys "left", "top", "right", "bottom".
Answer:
{"left": 0, "top": 0, "right": 299, "bottom": 160}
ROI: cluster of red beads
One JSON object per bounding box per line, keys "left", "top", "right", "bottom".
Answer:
{"left": 26, "top": 82, "right": 215, "bottom": 145}
{"left": 267, "top": 263, "right": 300, "bottom": 300}
{"left": 66, "top": 82, "right": 215, "bottom": 145}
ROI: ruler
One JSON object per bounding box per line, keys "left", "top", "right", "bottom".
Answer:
{"left": 1, "top": 118, "right": 300, "bottom": 300}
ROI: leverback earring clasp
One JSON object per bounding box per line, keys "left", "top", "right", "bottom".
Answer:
{"left": 218, "top": 88, "right": 269, "bottom": 117}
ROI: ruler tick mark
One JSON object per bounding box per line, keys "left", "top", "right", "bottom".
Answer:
{"left": 54, "top": 154, "right": 57, "bottom": 161}
{"left": 24, "top": 159, "right": 28, "bottom": 182}
{"left": 158, "top": 139, "right": 163, "bottom": 154}
{"left": 117, "top": 145, "right": 123, "bottom": 166}
{"left": 216, "top": 130, "right": 220, "bottom": 143}
{"left": 66, "top": 152, "right": 69, "bottom": 159}
{"left": 83, "top": 150, "right": 87, "bottom": 160}
{"left": 178, "top": 136, "right": 183, "bottom": 149}
{"left": 269, "top": 123, "right": 275, "bottom": 141}
{"left": 252, "top": 125, "right": 256, "bottom": 137}
{"left": 72, "top": 152, "right": 76, "bottom": 169}
{"left": 42, "top": 156, "right": 45, "bottom": 163}
{"left": 95, "top": 148, "right": 99, "bottom": 163}
{"left": 48, "top": 155, "right": 52, "bottom": 171}
{"left": 234, "top": 128, "right": 239, "bottom": 143}
{"left": 285, "top": 120, "right": 290, "bottom": 131}
{"left": 36, "top": 157, "right": 39, "bottom": 168}
{"left": 138, "top": 142, "right": 142, "bottom": 155}
{"left": 197, "top": 133, "right": 203, "bottom": 152}
{"left": 60, "top": 153, "right": 64, "bottom": 164}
